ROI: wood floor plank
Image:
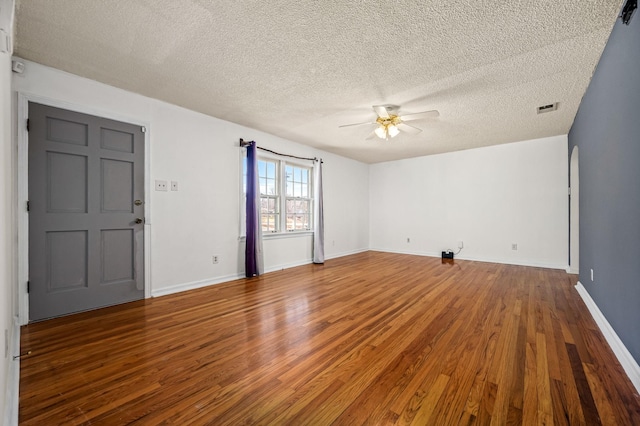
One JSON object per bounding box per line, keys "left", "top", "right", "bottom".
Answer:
{"left": 535, "top": 332, "right": 554, "bottom": 425}
{"left": 409, "top": 373, "right": 450, "bottom": 425}
{"left": 566, "top": 343, "right": 602, "bottom": 425}
{"left": 18, "top": 252, "right": 640, "bottom": 425}
{"left": 459, "top": 297, "right": 503, "bottom": 421}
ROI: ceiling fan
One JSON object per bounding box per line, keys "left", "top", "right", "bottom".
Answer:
{"left": 339, "top": 105, "right": 439, "bottom": 140}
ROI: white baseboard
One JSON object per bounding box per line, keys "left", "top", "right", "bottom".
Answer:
{"left": 575, "top": 281, "right": 640, "bottom": 394}
{"left": 151, "top": 248, "right": 369, "bottom": 298}
{"left": 368, "top": 248, "right": 434, "bottom": 258}
{"left": 265, "top": 259, "right": 313, "bottom": 273}
{"left": 324, "top": 247, "right": 368, "bottom": 261}
{"left": 566, "top": 266, "right": 579, "bottom": 274}
{"left": 449, "top": 254, "right": 567, "bottom": 270}
{"left": 265, "top": 247, "right": 369, "bottom": 272}
{"left": 368, "top": 248, "right": 568, "bottom": 270}
{"left": 4, "top": 316, "right": 20, "bottom": 426}
{"left": 151, "top": 273, "right": 245, "bottom": 298}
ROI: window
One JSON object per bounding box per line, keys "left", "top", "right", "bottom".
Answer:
{"left": 285, "top": 164, "right": 311, "bottom": 231}
{"left": 259, "top": 159, "right": 280, "bottom": 232}
{"left": 242, "top": 154, "right": 313, "bottom": 235}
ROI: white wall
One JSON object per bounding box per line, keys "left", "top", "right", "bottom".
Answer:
{"left": 369, "top": 135, "right": 568, "bottom": 269}
{"left": 12, "top": 60, "right": 370, "bottom": 300}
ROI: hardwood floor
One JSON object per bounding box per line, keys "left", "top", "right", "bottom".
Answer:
{"left": 19, "top": 252, "right": 640, "bottom": 425}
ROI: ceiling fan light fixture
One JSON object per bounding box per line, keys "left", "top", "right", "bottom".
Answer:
{"left": 374, "top": 126, "right": 387, "bottom": 139}
{"left": 341, "top": 105, "right": 437, "bottom": 140}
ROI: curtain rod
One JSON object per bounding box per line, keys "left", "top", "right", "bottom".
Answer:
{"left": 240, "top": 138, "right": 323, "bottom": 163}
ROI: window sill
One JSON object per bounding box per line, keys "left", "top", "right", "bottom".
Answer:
{"left": 239, "top": 231, "right": 313, "bottom": 241}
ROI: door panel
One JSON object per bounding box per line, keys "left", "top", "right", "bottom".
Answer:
{"left": 47, "top": 151, "right": 88, "bottom": 213}
{"left": 47, "top": 230, "right": 88, "bottom": 291}
{"left": 101, "top": 229, "right": 134, "bottom": 284}
{"left": 101, "top": 159, "right": 133, "bottom": 212}
{"left": 101, "top": 127, "right": 134, "bottom": 153}
{"left": 29, "top": 102, "right": 145, "bottom": 321}
{"left": 46, "top": 116, "right": 88, "bottom": 146}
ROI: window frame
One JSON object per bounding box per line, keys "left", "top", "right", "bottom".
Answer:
{"left": 284, "top": 163, "right": 313, "bottom": 233}
{"left": 240, "top": 150, "right": 314, "bottom": 239}
{"left": 259, "top": 157, "right": 281, "bottom": 233}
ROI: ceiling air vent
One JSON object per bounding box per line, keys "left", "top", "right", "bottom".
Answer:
{"left": 537, "top": 103, "right": 558, "bottom": 114}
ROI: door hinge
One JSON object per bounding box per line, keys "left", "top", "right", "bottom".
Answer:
{"left": 141, "top": 126, "right": 146, "bottom": 133}
{"left": 26, "top": 118, "right": 30, "bottom": 132}
{"left": 26, "top": 200, "right": 30, "bottom": 212}
{"left": 27, "top": 281, "right": 30, "bottom": 293}
{"left": 568, "top": 187, "right": 571, "bottom": 196}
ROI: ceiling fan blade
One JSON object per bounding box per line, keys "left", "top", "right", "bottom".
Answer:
{"left": 365, "top": 130, "right": 379, "bottom": 140}
{"left": 338, "top": 121, "right": 376, "bottom": 128}
{"left": 399, "top": 110, "right": 439, "bottom": 122}
{"left": 373, "top": 105, "right": 390, "bottom": 119}
{"left": 397, "top": 122, "right": 422, "bottom": 135}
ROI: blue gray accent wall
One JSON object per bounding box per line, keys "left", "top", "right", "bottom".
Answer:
{"left": 568, "top": 13, "right": 640, "bottom": 364}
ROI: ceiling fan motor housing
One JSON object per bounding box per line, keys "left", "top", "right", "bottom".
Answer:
{"left": 376, "top": 115, "right": 401, "bottom": 126}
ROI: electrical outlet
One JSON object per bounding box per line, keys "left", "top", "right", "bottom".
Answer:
{"left": 512, "top": 243, "right": 518, "bottom": 250}
{"left": 171, "top": 181, "right": 178, "bottom": 191}
{"left": 155, "top": 180, "right": 168, "bottom": 191}
{"left": 212, "top": 255, "right": 219, "bottom": 264}
{"left": 458, "top": 241, "right": 464, "bottom": 249}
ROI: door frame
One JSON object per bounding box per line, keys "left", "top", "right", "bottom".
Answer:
{"left": 17, "top": 92, "right": 152, "bottom": 325}
{"left": 568, "top": 145, "right": 579, "bottom": 274}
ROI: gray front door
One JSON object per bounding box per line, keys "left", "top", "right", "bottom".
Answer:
{"left": 28, "top": 102, "right": 145, "bottom": 321}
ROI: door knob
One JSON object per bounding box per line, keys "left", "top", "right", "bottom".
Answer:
{"left": 134, "top": 200, "right": 143, "bottom": 206}
{"left": 135, "top": 218, "right": 144, "bottom": 224}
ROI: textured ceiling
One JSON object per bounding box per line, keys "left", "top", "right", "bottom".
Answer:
{"left": 14, "top": 0, "right": 622, "bottom": 163}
